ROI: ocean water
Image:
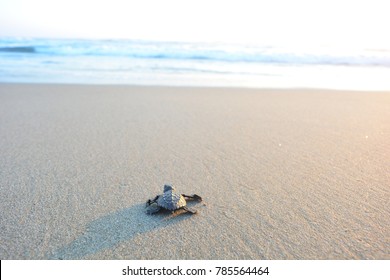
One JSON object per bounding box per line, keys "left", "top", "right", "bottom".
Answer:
{"left": 1, "top": 38, "right": 390, "bottom": 90}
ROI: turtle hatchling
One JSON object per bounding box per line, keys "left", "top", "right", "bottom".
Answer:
{"left": 146, "top": 185, "right": 202, "bottom": 214}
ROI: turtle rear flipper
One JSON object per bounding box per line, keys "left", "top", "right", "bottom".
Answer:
{"left": 182, "top": 206, "right": 197, "bottom": 214}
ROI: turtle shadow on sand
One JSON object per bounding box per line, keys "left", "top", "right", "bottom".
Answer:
{"left": 47, "top": 203, "right": 196, "bottom": 260}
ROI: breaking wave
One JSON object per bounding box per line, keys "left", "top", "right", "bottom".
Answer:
{"left": 1, "top": 38, "right": 390, "bottom": 66}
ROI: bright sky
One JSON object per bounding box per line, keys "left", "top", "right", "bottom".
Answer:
{"left": 0, "top": 0, "right": 389, "bottom": 47}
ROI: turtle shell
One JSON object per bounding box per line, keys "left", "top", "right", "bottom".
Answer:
{"left": 157, "top": 189, "right": 186, "bottom": 211}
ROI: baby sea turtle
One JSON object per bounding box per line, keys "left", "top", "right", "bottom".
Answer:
{"left": 146, "top": 185, "right": 202, "bottom": 214}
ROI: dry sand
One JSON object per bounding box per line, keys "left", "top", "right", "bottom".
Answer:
{"left": 0, "top": 83, "right": 389, "bottom": 260}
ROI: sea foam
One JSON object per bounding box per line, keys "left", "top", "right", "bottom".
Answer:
{"left": 1, "top": 38, "right": 390, "bottom": 90}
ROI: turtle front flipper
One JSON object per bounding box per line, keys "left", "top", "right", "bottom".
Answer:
{"left": 182, "top": 194, "right": 202, "bottom": 201}
{"left": 182, "top": 206, "right": 197, "bottom": 214}
{"left": 146, "top": 195, "right": 160, "bottom": 207}
{"left": 146, "top": 202, "right": 162, "bottom": 214}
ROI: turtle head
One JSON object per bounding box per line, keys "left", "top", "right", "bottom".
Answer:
{"left": 163, "top": 184, "right": 175, "bottom": 192}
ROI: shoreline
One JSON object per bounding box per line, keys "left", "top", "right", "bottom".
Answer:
{"left": 0, "top": 82, "right": 390, "bottom": 93}
{"left": 2, "top": 81, "right": 390, "bottom": 93}
{"left": 0, "top": 83, "right": 389, "bottom": 259}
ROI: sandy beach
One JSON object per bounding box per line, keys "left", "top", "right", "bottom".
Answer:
{"left": 0, "top": 83, "right": 389, "bottom": 260}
